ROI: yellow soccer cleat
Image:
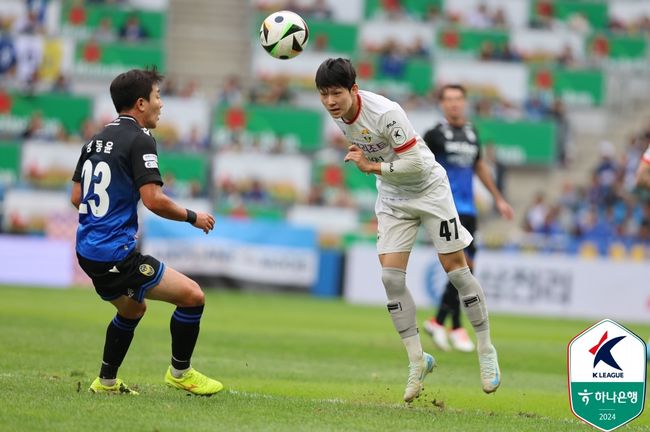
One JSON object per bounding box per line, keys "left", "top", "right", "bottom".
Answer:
{"left": 89, "top": 377, "right": 139, "bottom": 395}
{"left": 164, "top": 367, "right": 224, "bottom": 396}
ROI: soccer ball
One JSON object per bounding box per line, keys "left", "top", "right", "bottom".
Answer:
{"left": 259, "top": 10, "right": 309, "bottom": 60}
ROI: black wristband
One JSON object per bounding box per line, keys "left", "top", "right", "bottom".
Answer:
{"left": 185, "top": 209, "right": 197, "bottom": 224}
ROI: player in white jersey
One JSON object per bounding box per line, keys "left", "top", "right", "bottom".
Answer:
{"left": 315, "top": 58, "right": 500, "bottom": 402}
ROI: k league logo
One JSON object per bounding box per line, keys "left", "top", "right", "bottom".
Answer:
{"left": 568, "top": 319, "right": 646, "bottom": 431}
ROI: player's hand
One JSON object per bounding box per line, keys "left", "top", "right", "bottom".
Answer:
{"left": 344, "top": 145, "right": 371, "bottom": 172}
{"left": 194, "top": 211, "right": 216, "bottom": 234}
{"left": 496, "top": 198, "right": 514, "bottom": 221}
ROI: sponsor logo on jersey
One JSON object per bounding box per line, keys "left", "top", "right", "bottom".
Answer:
{"left": 139, "top": 264, "right": 155, "bottom": 277}
{"left": 143, "top": 154, "right": 158, "bottom": 161}
{"left": 127, "top": 288, "right": 135, "bottom": 298}
{"left": 144, "top": 161, "right": 158, "bottom": 168}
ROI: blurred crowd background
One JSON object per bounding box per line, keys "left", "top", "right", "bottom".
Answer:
{"left": 2, "top": 0, "right": 650, "bottom": 262}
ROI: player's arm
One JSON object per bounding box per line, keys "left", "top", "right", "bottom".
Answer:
{"left": 344, "top": 144, "right": 425, "bottom": 178}
{"left": 132, "top": 133, "right": 214, "bottom": 234}
{"left": 70, "top": 181, "right": 81, "bottom": 209}
{"left": 351, "top": 108, "right": 425, "bottom": 178}
{"left": 70, "top": 151, "right": 84, "bottom": 209}
{"left": 636, "top": 146, "right": 650, "bottom": 189}
{"left": 475, "top": 159, "right": 513, "bottom": 220}
{"left": 139, "top": 183, "right": 214, "bottom": 234}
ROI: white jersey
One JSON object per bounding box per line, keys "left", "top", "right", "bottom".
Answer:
{"left": 333, "top": 90, "right": 445, "bottom": 197}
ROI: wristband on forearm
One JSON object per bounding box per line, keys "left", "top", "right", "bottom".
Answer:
{"left": 185, "top": 209, "right": 197, "bottom": 224}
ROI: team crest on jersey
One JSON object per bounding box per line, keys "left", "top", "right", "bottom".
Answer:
{"left": 360, "top": 128, "right": 372, "bottom": 143}
{"left": 390, "top": 127, "right": 406, "bottom": 145}
{"left": 139, "top": 264, "right": 155, "bottom": 277}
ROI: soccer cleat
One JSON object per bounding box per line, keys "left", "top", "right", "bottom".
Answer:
{"left": 478, "top": 345, "right": 501, "bottom": 394}
{"left": 449, "top": 327, "right": 475, "bottom": 352}
{"left": 423, "top": 319, "right": 451, "bottom": 351}
{"left": 403, "top": 352, "right": 436, "bottom": 402}
{"left": 89, "top": 377, "right": 139, "bottom": 395}
{"left": 164, "top": 367, "right": 224, "bottom": 396}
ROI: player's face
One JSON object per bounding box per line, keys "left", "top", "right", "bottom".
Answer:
{"left": 142, "top": 84, "right": 163, "bottom": 129}
{"left": 319, "top": 84, "right": 358, "bottom": 121}
{"left": 440, "top": 88, "right": 466, "bottom": 123}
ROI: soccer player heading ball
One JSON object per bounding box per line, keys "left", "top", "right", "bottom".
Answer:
{"left": 315, "top": 58, "right": 501, "bottom": 401}
{"left": 71, "top": 67, "right": 223, "bottom": 396}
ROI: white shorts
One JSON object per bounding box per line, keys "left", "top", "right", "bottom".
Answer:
{"left": 375, "top": 176, "right": 473, "bottom": 255}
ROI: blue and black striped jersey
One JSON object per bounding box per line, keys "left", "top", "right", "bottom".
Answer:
{"left": 423, "top": 121, "right": 481, "bottom": 216}
{"left": 72, "top": 115, "right": 163, "bottom": 262}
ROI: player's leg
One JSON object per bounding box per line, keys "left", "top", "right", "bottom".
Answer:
{"left": 146, "top": 266, "right": 223, "bottom": 395}
{"left": 421, "top": 181, "right": 499, "bottom": 393}
{"left": 88, "top": 295, "right": 146, "bottom": 394}
{"left": 376, "top": 199, "right": 434, "bottom": 402}
{"left": 447, "top": 215, "right": 476, "bottom": 352}
{"left": 77, "top": 254, "right": 145, "bottom": 395}
{"left": 438, "top": 250, "right": 499, "bottom": 393}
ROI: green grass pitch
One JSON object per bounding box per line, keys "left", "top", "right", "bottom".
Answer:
{"left": 0, "top": 285, "right": 648, "bottom": 431}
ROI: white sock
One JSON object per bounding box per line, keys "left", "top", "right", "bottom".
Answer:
{"left": 99, "top": 378, "right": 117, "bottom": 387}
{"left": 475, "top": 329, "right": 493, "bottom": 354}
{"left": 171, "top": 366, "right": 190, "bottom": 378}
{"left": 402, "top": 334, "right": 424, "bottom": 363}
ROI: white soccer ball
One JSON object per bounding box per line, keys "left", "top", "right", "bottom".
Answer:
{"left": 259, "top": 10, "right": 309, "bottom": 60}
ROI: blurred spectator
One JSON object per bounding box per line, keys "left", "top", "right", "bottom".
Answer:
{"left": 466, "top": 3, "right": 492, "bottom": 29}
{"left": 14, "top": 9, "right": 43, "bottom": 35}
{"left": 550, "top": 97, "right": 571, "bottom": 166}
{"left": 160, "top": 77, "right": 178, "bottom": 96}
{"left": 305, "top": 0, "right": 332, "bottom": 21}
{"left": 523, "top": 192, "right": 548, "bottom": 233}
{"left": 492, "top": 8, "right": 508, "bottom": 29}
{"left": 22, "top": 111, "right": 51, "bottom": 140}
{"left": 567, "top": 12, "right": 591, "bottom": 35}
{"left": 50, "top": 73, "right": 71, "bottom": 93}
{"left": 181, "top": 126, "right": 209, "bottom": 151}
{"left": 14, "top": 33, "right": 43, "bottom": 87}
{"left": 0, "top": 20, "right": 17, "bottom": 78}
{"left": 556, "top": 44, "right": 576, "bottom": 68}
{"left": 531, "top": 0, "right": 554, "bottom": 29}
{"left": 94, "top": 17, "right": 117, "bottom": 42}
{"left": 119, "top": 14, "right": 148, "bottom": 41}
{"left": 377, "top": 40, "right": 407, "bottom": 79}
{"left": 523, "top": 91, "right": 549, "bottom": 121}
{"left": 218, "top": 75, "right": 244, "bottom": 107}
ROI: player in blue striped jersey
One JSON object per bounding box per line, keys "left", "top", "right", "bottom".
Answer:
{"left": 422, "top": 84, "right": 513, "bottom": 353}
{"left": 71, "top": 67, "right": 223, "bottom": 395}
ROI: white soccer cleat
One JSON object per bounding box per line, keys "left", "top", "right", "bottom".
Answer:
{"left": 449, "top": 327, "right": 475, "bottom": 352}
{"left": 423, "top": 319, "right": 451, "bottom": 351}
{"left": 403, "top": 352, "right": 436, "bottom": 403}
{"left": 479, "top": 345, "right": 501, "bottom": 394}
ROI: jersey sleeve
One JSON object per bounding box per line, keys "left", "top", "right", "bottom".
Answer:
{"left": 131, "top": 132, "right": 163, "bottom": 188}
{"left": 381, "top": 109, "right": 417, "bottom": 154}
{"left": 423, "top": 125, "right": 445, "bottom": 157}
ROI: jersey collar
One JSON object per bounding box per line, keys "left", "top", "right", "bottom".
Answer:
{"left": 342, "top": 93, "right": 362, "bottom": 125}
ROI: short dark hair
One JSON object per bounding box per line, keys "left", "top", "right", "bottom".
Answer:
{"left": 438, "top": 84, "right": 466, "bottom": 101}
{"left": 315, "top": 58, "right": 356, "bottom": 90}
{"left": 110, "top": 66, "right": 164, "bottom": 113}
